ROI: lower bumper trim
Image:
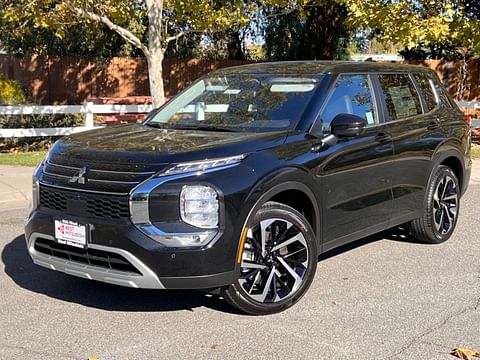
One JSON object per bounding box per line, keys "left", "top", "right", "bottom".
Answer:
{"left": 159, "top": 270, "right": 237, "bottom": 289}
{"left": 27, "top": 232, "right": 165, "bottom": 289}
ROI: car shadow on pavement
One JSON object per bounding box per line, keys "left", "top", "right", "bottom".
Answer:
{"left": 319, "top": 225, "right": 416, "bottom": 261}
{"left": 2, "top": 235, "right": 241, "bottom": 314}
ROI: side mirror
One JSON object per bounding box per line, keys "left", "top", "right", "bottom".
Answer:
{"left": 330, "top": 113, "right": 367, "bottom": 138}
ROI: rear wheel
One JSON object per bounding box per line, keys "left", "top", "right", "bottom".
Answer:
{"left": 409, "top": 166, "right": 460, "bottom": 244}
{"left": 223, "top": 201, "right": 318, "bottom": 315}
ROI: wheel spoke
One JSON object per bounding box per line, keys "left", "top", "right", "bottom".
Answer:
{"left": 240, "top": 268, "right": 261, "bottom": 280}
{"left": 434, "top": 207, "right": 444, "bottom": 231}
{"left": 283, "top": 247, "right": 306, "bottom": 259}
{"left": 444, "top": 205, "right": 454, "bottom": 230}
{"left": 251, "top": 266, "right": 275, "bottom": 302}
{"left": 260, "top": 219, "right": 275, "bottom": 257}
{"left": 271, "top": 272, "right": 279, "bottom": 302}
{"left": 443, "top": 193, "right": 457, "bottom": 201}
{"left": 241, "top": 261, "right": 267, "bottom": 270}
{"left": 271, "top": 232, "right": 306, "bottom": 252}
{"left": 277, "top": 257, "right": 302, "bottom": 292}
{"left": 248, "top": 271, "right": 262, "bottom": 294}
{"left": 441, "top": 178, "right": 448, "bottom": 199}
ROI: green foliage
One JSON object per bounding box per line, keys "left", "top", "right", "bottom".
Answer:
{"left": 0, "top": 20, "right": 139, "bottom": 57}
{"left": 344, "top": 0, "right": 480, "bottom": 59}
{"left": 0, "top": 113, "right": 84, "bottom": 150}
{"left": 263, "top": 1, "right": 351, "bottom": 61}
{"left": 0, "top": 77, "right": 27, "bottom": 105}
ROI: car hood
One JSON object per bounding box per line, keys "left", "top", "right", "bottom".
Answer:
{"left": 49, "top": 124, "right": 288, "bottom": 166}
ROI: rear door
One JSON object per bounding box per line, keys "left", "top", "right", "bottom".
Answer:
{"left": 376, "top": 72, "right": 447, "bottom": 223}
{"left": 313, "top": 73, "right": 394, "bottom": 250}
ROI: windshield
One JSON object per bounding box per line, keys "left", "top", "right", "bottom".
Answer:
{"left": 146, "top": 74, "right": 321, "bottom": 132}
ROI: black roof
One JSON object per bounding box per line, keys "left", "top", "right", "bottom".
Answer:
{"left": 213, "top": 61, "right": 434, "bottom": 76}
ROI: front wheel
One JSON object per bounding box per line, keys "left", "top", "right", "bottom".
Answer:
{"left": 223, "top": 201, "right": 318, "bottom": 315}
{"left": 408, "top": 165, "right": 460, "bottom": 244}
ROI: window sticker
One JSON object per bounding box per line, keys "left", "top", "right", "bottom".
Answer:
{"left": 366, "top": 111, "right": 374, "bottom": 125}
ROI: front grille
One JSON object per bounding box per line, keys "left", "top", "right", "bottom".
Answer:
{"left": 40, "top": 185, "right": 130, "bottom": 220}
{"left": 40, "top": 155, "right": 163, "bottom": 194}
{"left": 85, "top": 197, "right": 129, "bottom": 219}
{"left": 40, "top": 187, "right": 67, "bottom": 211}
{"left": 34, "top": 237, "right": 141, "bottom": 275}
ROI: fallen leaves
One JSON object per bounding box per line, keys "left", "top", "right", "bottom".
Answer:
{"left": 450, "top": 347, "right": 480, "bottom": 360}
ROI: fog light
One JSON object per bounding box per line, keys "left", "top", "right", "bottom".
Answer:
{"left": 180, "top": 185, "right": 219, "bottom": 228}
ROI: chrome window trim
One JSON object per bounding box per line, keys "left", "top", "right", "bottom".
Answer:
{"left": 311, "top": 73, "right": 380, "bottom": 134}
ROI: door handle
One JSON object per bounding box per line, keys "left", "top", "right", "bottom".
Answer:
{"left": 427, "top": 120, "right": 440, "bottom": 131}
{"left": 375, "top": 132, "right": 391, "bottom": 143}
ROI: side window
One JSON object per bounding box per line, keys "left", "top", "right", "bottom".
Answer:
{"left": 378, "top": 74, "right": 423, "bottom": 121}
{"left": 413, "top": 73, "right": 437, "bottom": 111}
{"left": 319, "top": 74, "right": 377, "bottom": 132}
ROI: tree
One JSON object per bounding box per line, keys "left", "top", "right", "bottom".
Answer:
{"left": 1, "top": 0, "right": 255, "bottom": 107}
{"left": 263, "top": 0, "right": 351, "bottom": 60}
{"left": 344, "top": 0, "right": 480, "bottom": 60}
{"left": 0, "top": 21, "right": 140, "bottom": 58}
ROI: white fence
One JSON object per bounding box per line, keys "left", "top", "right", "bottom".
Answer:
{"left": 0, "top": 101, "right": 478, "bottom": 138}
{"left": 0, "top": 102, "right": 153, "bottom": 138}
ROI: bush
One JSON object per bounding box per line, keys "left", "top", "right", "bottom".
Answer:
{"left": 0, "top": 76, "right": 85, "bottom": 151}
{"left": 0, "top": 76, "right": 27, "bottom": 105}
{"left": 0, "top": 113, "right": 84, "bottom": 151}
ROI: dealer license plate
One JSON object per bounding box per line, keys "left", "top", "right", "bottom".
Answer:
{"left": 54, "top": 219, "right": 87, "bottom": 248}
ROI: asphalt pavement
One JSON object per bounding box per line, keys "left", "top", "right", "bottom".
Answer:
{"left": 0, "top": 163, "right": 478, "bottom": 359}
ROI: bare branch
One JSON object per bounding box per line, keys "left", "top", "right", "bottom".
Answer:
{"left": 165, "top": 30, "right": 186, "bottom": 44}
{"left": 67, "top": 4, "right": 150, "bottom": 57}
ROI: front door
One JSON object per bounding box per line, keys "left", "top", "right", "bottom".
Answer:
{"left": 311, "top": 74, "right": 394, "bottom": 251}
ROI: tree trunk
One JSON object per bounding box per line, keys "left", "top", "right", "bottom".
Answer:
{"left": 146, "top": 0, "right": 165, "bottom": 108}
{"left": 147, "top": 50, "right": 165, "bottom": 108}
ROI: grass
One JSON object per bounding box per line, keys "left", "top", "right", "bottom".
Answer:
{"left": 472, "top": 146, "right": 480, "bottom": 160}
{"left": 0, "top": 151, "right": 47, "bottom": 166}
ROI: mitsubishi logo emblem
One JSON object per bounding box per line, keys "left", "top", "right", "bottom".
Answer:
{"left": 69, "top": 166, "right": 88, "bottom": 184}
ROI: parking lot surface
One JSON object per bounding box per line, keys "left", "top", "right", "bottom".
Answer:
{"left": 0, "top": 165, "right": 478, "bottom": 359}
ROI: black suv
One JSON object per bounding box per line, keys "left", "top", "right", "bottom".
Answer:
{"left": 24, "top": 61, "right": 472, "bottom": 315}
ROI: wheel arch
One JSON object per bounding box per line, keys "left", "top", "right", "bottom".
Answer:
{"left": 242, "top": 167, "right": 321, "bottom": 245}
{"left": 430, "top": 146, "right": 466, "bottom": 194}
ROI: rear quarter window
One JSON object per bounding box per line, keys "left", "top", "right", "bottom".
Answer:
{"left": 413, "top": 73, "right": 437, "bottom": 111}
{"left": 429, "top": 75, "right": 454, "bottom": 109}
{"left": 378, "top": 74, "right": 423, "bottom": 121}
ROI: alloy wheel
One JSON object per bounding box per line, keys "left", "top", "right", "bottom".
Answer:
{"left": 238, "top": 218, "right": 309, "bottom": 303}
{"left": 433, "top": 174, "right": 458, "bottom": 235}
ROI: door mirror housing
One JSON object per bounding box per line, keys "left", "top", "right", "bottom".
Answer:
{"left": 330, "top": 113, "right": 367, "bottom": 138}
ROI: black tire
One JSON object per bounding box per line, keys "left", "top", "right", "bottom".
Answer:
{"left": 408, "top": 165, "right": 460, "bottom": 244}
{"left": 223, "top": 201, "right": 318, "bottom": 315}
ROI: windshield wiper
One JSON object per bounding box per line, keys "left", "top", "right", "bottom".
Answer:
{"left": 169, "top": 125, "right": 241, "bottom": 132}
{"left": 145, "top": 122, "right": 166, "bottom": 129}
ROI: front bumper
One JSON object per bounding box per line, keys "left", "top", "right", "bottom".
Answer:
{"left": 27, "top": 232, "right": 165, "bottom": 289}
{"left": 24, "top": 209, "right": 239, "bottom": 290}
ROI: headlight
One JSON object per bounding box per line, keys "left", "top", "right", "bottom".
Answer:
{"left": 27, "top": 168, "right": 41, "bottom": 216}
{"left": 162, "top": 154, "right": 246, "bottom": 176}
{"left": 180, "top": 185, "right": 219, "bottom": 228}
{"left": 32, "top": 175, "right": 40, "bottom": 210}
